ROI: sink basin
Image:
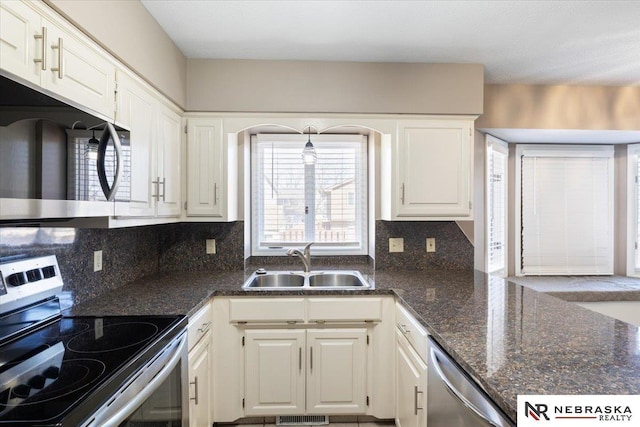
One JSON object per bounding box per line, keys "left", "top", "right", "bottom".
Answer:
{"left": 242, "top": 270, "right": 371, "bottom": 291}
{"left": 244, "top": 272, "right": 305, "bottom": 288}
{"left": 308, "top": 273, "right": 367, "bottom": 288}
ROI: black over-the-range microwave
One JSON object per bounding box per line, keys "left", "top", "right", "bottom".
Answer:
{"left": 0, "top": 74, "right": 131, "bottom": 221}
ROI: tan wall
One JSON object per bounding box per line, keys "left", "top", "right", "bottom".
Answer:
{"left": 46, "top": 0, "right": 187, "bottom": 107}
{"left": 187, "top": 59, "right": 483, "bottom": 114}
{"left": 478, "top": 84, "right": 640, "bottom": 130}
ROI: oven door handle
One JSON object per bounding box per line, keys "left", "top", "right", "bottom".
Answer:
{"left": 90, "top": 333, "right": 186, "bottom": 427}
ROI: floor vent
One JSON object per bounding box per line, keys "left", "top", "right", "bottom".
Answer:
{"left": 276, "top": 415, "right": 329, "bottom": 425}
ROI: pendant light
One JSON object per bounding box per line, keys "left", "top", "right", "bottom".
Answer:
{"left": 86, "top": 130, "right": 99, "bottom": 160}
{"left": 301, "top": 126, "right": 317, "bottom": 165}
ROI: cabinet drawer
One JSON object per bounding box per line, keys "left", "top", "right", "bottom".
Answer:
{"left": 229, "top": 298, "right": 305, "bottom": 323}
{"left": 396, "top": 303, "right": 428, "bottom": 361}
{"left": 307, "top": 297, "right": 383, "bottom": 322}
{"left": 188, "top": 303, "right": 212, "bottom": 351}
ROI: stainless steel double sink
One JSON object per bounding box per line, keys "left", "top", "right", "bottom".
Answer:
{"left": 242, "top": 270, "right": 371, "bottom": 291}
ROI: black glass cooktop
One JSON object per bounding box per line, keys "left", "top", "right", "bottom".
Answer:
{"left": 0, "top": 314, "right": 186, "bottom": 426}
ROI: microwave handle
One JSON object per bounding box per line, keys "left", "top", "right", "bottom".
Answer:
{"left": 97, "top": 122, "right": 123, "bottom": 201}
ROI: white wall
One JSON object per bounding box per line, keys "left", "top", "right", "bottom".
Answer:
{"left": 187, "top": 59, "right": 484, "bottom": 114}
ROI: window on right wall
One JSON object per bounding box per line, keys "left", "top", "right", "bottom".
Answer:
{"left": 516, "top": 145, "right": 614, "bottom": 275}
{"left": 628, "top": 144, "right": 640, "bottom": 277}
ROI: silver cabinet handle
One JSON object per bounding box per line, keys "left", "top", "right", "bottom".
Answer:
{"left": 161, "top": 177, "right": 166, "bottom": 202}
{"left": 190, "top": 376, "right": 199, "bottom": 405}
{"left": 214, "top": 183, "right": 219, "bottom": 205}
{"left": 397, "top": 323, "right": 410, "bottom": 334}
{"left": 299, "top": 347, "right": 302, "bottom": 371}
{"left": 429, "top": 346, "right": 503, "bottom": 427}
{"left": 197, "top": 321, "right": 211, "bottom": 334}
{"left": 33, "top": 27, "right": 47, "bottom": 70}
{"left": 50, "top": 37, "right": 63, "bottom": 79}
{"left": 401, "top": 183, "right": 405, "bottom": 204}
{"left": 414, "top": 385, "right": 424, "bottom": 415}
{"left": 310, "top": 346, "right": 313, "bottom": 372}
{"left": 152, "top": 177, "right": 160, "bottom": 200}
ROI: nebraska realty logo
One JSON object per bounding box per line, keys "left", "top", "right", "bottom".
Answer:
{"left": 518, "top": 395, "right": 639, "bottom": 426}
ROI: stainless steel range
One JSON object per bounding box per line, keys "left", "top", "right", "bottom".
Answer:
{"left": 0, "top": 255, "right": 188, "bottom": 427}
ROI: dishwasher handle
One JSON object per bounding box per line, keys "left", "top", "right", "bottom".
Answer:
{"left": 429, "top": 344, "right": 505, "bottom": 427}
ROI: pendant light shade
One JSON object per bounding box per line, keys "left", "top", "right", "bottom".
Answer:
{"left": 301, "top": 126, "right": 317, "bottom": 165}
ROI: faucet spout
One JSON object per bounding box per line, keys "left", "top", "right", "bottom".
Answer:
{"left": 287, "top": 242, "right": 313, "bottom": 272}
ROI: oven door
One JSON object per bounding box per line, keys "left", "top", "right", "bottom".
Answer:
{"left": 82, "top": 331, "right": 188, "bottom": 427}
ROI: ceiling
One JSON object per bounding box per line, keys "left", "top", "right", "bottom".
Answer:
{"left": 141, "top": 0, "right": 640, "bottom": 87}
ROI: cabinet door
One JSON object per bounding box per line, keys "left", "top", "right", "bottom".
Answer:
{"left": 189, "top": 336, "right": 212, "bottom": 427}
{"left": 245, "top": 329, "right": 305, "bottom": 415}
{"left": 156, "top": 105, "right": 182, "bottom": 217}
{"left": 307, "top": 329, "right": 368, "bottom": 414}
{"left": 186, "top": 118, "right": 224, "bottom": 217}
{"left": 116, "top": 73, "right": 156, "bottom": 216}
{"left": 396, "top": 119, "right": 472, "bottom": 218}
{"left": 0, "top": 0, "right": 42, "bottom": 85}
{"left": 396, "top": 331, "right": 427, "bottom": 427}
{"left": 41, "top": 19, "right": 115, "bottom": 120}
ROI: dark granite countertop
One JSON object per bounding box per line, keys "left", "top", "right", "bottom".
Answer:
{"left": 65, "top": 267, "right": 640, "bottom": 422}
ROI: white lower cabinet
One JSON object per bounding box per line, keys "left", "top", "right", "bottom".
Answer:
{"left": 306, "top": 329, "right": 368, "bottom": 414}
{"left": 188, "top": 332, "right": 212, "bottom": 427}
{"left": 396, "top": 330, "right": 427, "bottom": 427}
{"left": 212, "top": 296, "right": 395, "bottom": 421}
{"left": 244, "top": 328, "right": 368, "bottom": 416}
{"left": 244, "top": 329, "right": 306, "bottom": 415}
{"left": 187, "top": 303, "right": 213, "bottom": 427}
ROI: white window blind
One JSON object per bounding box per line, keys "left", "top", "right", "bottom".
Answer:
{"left": 629, "top": 144, "right": 640, "bottom": 276}
{"left": 252, "top": 134, "right": 367, "bottom": 255}
{"left": 519, "top": 146, "right": 614, "bottom": 275}
{"left": 486, "top": 136, "right": 508, "bottom": 274}
{"left": 636, "top": 150, "right": 640, "bottom": 272}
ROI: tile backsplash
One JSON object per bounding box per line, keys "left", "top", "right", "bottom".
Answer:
{"left": 0, "top": 222, "right": 244, "bottom": 307}
{"left": 374, "top": 220, "right": 473, "bottom": 271}
{"left": 0, "top": 220, "right": 472, "bottom": 307}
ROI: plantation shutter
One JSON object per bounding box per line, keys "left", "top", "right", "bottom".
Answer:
{"left": 520, "top": 146, "right": 614, "bottom": 275}
{"left": 486, "top": 136, "right": 508, "bottom": 274}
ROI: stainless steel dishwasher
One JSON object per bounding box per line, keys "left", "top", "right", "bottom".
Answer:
{"left": 427, "top": 338, "right": 514, "bottom": 427}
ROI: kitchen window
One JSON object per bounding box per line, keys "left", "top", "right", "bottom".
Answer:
{"left": 629, "top": 144, "right": 640, "bottom": 277}
{"left": 251, "top": 134, "right": 368, "bottom": 255}
{"left": 516, "top": 145, "right": 614, "bottom": 275}
{"left": 486, "top": 135, "right": 508, "bottom": 275}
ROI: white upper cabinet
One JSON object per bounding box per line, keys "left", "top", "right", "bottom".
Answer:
{"left": 382, "top": 117, "right": 475, "bottom": 220}
{"left": 0, "top": 0, "right": 116, "bottom": 120}
{"left": 156, "top": 105, "right": 182, "bottom": 217}
{"left": 185, "top": 117, "right": 237, "bottom": 220}
{"left": 115, "top": 72, "right": 181, "bottom": 218}
{"left": 0, "top": 0, "right": 41, "bottom": 85}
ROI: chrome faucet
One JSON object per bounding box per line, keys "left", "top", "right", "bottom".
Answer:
{"left": 287, "top": 242, "right": 313, "bottom": 272}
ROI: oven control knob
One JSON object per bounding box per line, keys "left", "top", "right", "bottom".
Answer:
{"left": 6, "top": 273, "right": 26, "bottom": 287}
{"left": 42, "top": 265, "right": 56, "bottom": 278}
{"left": 42, "top": 366, "right": 60, "bottom": 379}
{"left": 28, "top": 375, "right": 46, "bottom": 389}
{"left": 11, "top": 384, "right": 31, "bottom": 399}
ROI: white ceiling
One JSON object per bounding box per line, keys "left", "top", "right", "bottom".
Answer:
{"left": 141, "top": 0, "right": 640, "bottom": 86}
